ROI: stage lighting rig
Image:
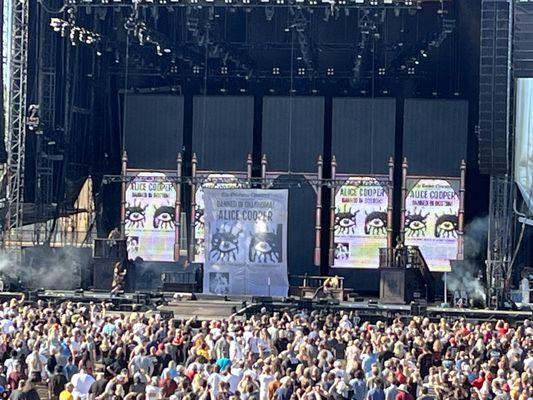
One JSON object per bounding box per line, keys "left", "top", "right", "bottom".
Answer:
{"left": 50, "top": 18, "right": 101, "bottom": 46}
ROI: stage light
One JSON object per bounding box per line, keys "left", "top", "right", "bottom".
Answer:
{"left": 276, "top": 0, "right": 284, "bottom": 4}
{"left": 50, "top": 18, "right": 63, "bottom": 31}
{"left": 163, "top": 48, "right": 172, "bottom": 54}
{"left": 407, "top": 67, "right": 415, "bottom": 75}
{"left": 221, "top": 66, "right": 228, "bottom": 74}
{"left": 370, "top": 0, "right": 378, "bottom": 5}
{"left": 193, "top": 65, "right": 201, "bottom": 74}
{"left": 378, "top": 67, "right": 385, "bottom": 75}
{"left": 298, "top": 67, "right": 306, "bottom": 76}
{"left": 272, "top": 67, "right": 280, "bottom": 75}
{"left": 327, "top": 67, "right": 334, "bottom": 76}
{"left": 414, "top": 59, "right": 419, "bottom": 65}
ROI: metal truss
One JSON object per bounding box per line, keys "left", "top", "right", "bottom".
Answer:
{"left": 4, "top": 0, "right": 29, "bottom": 247}
{"left": 64, "top": 0, "right": 432, "bottom": 8}
{"left": 34, "top": 1, "right": 60, "bottom": 245}
{"left": 102, "top": 174, "right": 387, "bottom": 189}
{"left": 486, "top": 175, "right": 514, "bottom": 307}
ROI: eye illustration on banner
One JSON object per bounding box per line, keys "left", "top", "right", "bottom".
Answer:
{"left": 249, "top": 225, "right": 282, "bottom": 263}
{"left": 210, "top": 224, "right": 243, "bottom": 262}
{"left": 434, "top": 213, "right": 459, "bottom": 238}
{"left": 334, "top": 207, "right": 359, "bottom": 235}
{"left": 364, "top": 210, "right": 387, "bottom": 235}
{"left": 195, "top": 205, "right": 205, "bottom": 230}
{"left": 335, "top": 242, "right": 350, "bottom": 261}
{"left": 125, "top": 202, "right": 147, "bottom": 228}
{"left": 405, "top": 210, "right": 429, "bottom": 237}
{"left": 153, "top": 205, "right": 175, "bottom": 229}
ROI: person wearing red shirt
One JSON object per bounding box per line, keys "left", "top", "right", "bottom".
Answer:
{"left": 395, "top": 385, "right": 414, "bottom": 400}
{"left": 159, "top": 371, "right": 178, "bottom": 398}
{"left": 471, "top": 371, "right": 486, "bottom": 390}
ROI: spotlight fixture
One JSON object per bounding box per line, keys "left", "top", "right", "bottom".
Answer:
{"left": 407, "top": 67, "right": 415, "bottom": 75}
{"left": 378, "top": 67, "right": 386, "bottom": 75}
{"left": 193, "top": 65, "right": 201, "bottom": 74}
{"left": 221, "top": 66, "right": 228, "bottom": 74}
{"left": 327, "top": 67, "right": 334, "bottom": 76}
{"left": 298, "top": 67, "right": 306, "bottom": 76}
{"left": 272, "top": 67, "right": 280, "bottom": 75}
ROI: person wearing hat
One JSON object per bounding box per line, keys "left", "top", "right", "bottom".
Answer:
{"left": 396, "top": 384, "right": 414, "bottom": 400}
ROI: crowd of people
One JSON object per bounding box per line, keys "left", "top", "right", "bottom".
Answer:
{"left": 0, "top": 296, "right": 531, "bottom": 400}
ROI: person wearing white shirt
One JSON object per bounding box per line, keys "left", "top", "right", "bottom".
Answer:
{"left": 207, "top": 365, "right": 223, "bottom": 398}
{"left": 71, "top": 366, "right": 95, "bottom": 400}
{"left": 229, "top": 336, "right": 244, "bottom": 362}
{"left": 258, "top": 367, "right": 274, "bottom": 400}
{"left": 223, "top": 366, "right": 242, "bottom": 393}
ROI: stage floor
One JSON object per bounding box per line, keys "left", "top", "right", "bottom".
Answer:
{"left": 1, "top": 290, "right": 530, "bottom": 323}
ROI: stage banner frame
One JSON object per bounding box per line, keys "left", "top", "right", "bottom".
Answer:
{"left": 331, "top": 173, "right": 392, "bottom": 269}
{"left": 202, "top": 188, "right": 289, "bottom": 296}
{"left": 123, "top": 168, "right": 180, "bottom": 262}
{"left": 402, "top": 174, "right": 463, "bottom": 272}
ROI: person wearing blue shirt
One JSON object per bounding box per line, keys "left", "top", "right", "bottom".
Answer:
{"left": 366, "top": 378, "right": 385, "bottom": 400}
{"left": 349, "top": 370, "right": 367, "bottom": 400}
{"left": 362, "top": 346, "right": 378, "bottom": 378}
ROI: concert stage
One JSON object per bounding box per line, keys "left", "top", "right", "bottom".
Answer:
{"left": 5, "top": 290, "right": 530, "bottom": 324}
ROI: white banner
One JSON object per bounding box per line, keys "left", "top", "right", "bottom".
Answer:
{"left": 125, "top": 171, "right": 176, "bottom": 262}
{"left": 194, "top": 174, "right": 245, "bottom": 263}
{"left": 515, "top": 78, "right": 533, "bottom": 213}
{"left": 203, "top": 189, "right": 289, "bottom": 296}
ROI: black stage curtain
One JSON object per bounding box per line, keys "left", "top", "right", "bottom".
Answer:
{"left": 332, "top": 97, "right": 396, "bottom": 175}
{"left": 272, "top": 174, "right": 319, "bottom": 277}
{"left": 262, "top": 96, "right": 324, "bottom": 173}
{"left": 403, "top": 99, "right": 468, "bottom": 176}
{"left": 124, "top": 95, "right": 184, "bottom": 170}
{"left": 192, "top": 96, "right": 254, "bottom": 171}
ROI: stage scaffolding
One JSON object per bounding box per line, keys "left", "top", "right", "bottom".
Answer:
{"left": 4, "top": 0, "right": 29, "bottom": 252}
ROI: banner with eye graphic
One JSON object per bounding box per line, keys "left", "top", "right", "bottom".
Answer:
{"left": 333, "top": 176, "right": 389, "bottom": 268}
{"left": 193, "top": 173, "right": 247, "bottom": 263}
{"left": 125, "top": 171, "right": 177, "bottom": 262}
{"left": 202, "top": 188, "right": 289, "bottom": 296}
{"left": 404, "top": 178, "right": 460, "bottom": 272}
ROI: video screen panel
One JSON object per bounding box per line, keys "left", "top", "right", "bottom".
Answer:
{"left": 333, "top": 176, "right": 389, "bottom": 269}
{"left": 404, "top": 178, "right": 460, "bottom": 272}
{"left": 125, "top": 171, "right": 177, "bottom": 262}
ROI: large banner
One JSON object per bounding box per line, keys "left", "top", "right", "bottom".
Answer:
{"left": 203, "top": 189, "right": 289, "bottom": 296}
{"left": 125, "top": 171, "right": 176, "bottom": 262}
{"left": 333, "top": 176, "right": 389, "bottom": 268}
{"left": 404, "top": 178, "right": 460, "bottom": 272}
{"left": 194, "top": 173, "right": 246, "bottom": 262}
